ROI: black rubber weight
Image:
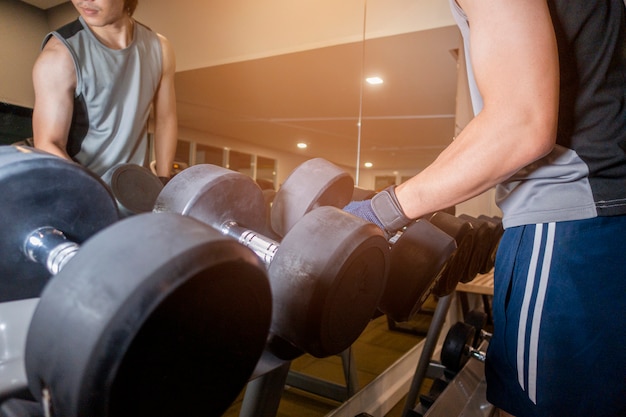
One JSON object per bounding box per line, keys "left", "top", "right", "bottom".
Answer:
{"left": 440, "top": 321, "right": 475, "bottom": 372}
{"left": 25, "top": 213, "right": 272, "bottom": 417}
{"left": 0, "top": 145, "right": 119, "bottom": 302}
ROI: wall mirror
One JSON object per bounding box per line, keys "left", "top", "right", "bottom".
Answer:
{"left": 168, "top": 0, "right": 461, "bottom": 190}
{"left": 2, "top": 0, "right": 462, "bottom": 191}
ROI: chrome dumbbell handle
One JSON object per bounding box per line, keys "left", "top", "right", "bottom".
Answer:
{"left": 24, "top": 227, "right": 80, "bottom": 275}
{"left": 221, "top": 221, "right": 279, "bottom": 267}
{"left": 467, "top": 346, "right": 487, "bottom": 363}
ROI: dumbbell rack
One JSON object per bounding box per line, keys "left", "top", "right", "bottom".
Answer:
{"left": 320, "top": 271, "right": 493, "bottom": 417}
{"left": 416, "top": 339, "right": 493, "bottom": 417}
{"left": 237, "top": 347, "right": 360, "bottom": 417}
{"left": 402, "top": 272, "right": 495, "bottom": 416}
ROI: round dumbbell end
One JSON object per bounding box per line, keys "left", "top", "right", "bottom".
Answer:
{"left": 458, "top": 214, "right": 494, "bottom": 282}
{"left": 155, "top": 164, "right": 267, "bottom": 233}
{"left": 269, "top": 206, "right": 389, "bottom": 358}
{"left": 0, "top": 146, "right": 119, "bottom": 302}
{"left": 428, "top": 212, "right": 476, "bottom": 296}
{"left": 25, "top": 213, "right": 272, "bottom": 417}
{"left": 464, "top": 309, "right": 488, "bottom": 348}
{"left": 379, "top": 219, "right": 457, "bottom": 322}
{"left": 102, "top": 163, "right": 163, "bottom": 217}
{"left": 441, "top": 321, "right": 475, "bottom": 372}
{"left": 270, "top": 158, "right": 354, "bottom": 237}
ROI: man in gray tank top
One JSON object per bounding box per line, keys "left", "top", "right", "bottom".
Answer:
{"left": 32, "top": 0, "right": 178, "bottom": 182}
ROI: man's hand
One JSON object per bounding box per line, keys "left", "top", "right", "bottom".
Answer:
{"left": 344, "top": 199, "right": 386, "bottom": 230}
{"left": 344, "top": 185, "right": 412, "bottom": 238}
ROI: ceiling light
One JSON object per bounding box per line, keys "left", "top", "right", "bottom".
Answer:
{"left": 297, "top": 142, "right": 308, "bottom": 149}
{"left": 366, "top": 77, "right": 384, "bottom": 85}
{"left": 364, "top": 162, "right": 373, "bottom": 168}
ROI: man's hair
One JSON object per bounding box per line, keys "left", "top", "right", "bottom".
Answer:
{"left": 125, "top": 0, "right": 138, "bottom": 16}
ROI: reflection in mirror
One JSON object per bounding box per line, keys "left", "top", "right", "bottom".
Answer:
{"left": 374, "top": 175, "right": 397, "bottom": 191}
{"left": 0, "top": 104, "right": 33, "bottom": 145}
{"left": 196, "top": 143, "right": 224, "bottom": 166}
{"left": 167, "top": 2, "right": 460, "bottom": 191}
{"left": 174, "top": 139, "right": 191, "bottom": 166}
{"left": 227, "top": 150, "right": 253, "bottom": 176}
{"left": 256, "top": 156, "right": 277, "bottom": 190}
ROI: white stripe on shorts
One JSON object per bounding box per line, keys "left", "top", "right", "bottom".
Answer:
{"left": 516, "top": 223, "right": 556, "bottom": 404}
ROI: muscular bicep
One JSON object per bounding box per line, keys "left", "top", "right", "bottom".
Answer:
{"left": 392, "top": 0, "right": 560, "bottom": 219}
{"left": 32, "top": 37, "right": 77, "bottom": 159}
{"left": 459, "top": 0, "right": 559, "bottom": 157}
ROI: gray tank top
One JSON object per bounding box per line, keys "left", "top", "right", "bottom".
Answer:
{"left": 43, "top": 17, "right": 162, "bottom": 176}
{"left": 449, "top": 0, "right": 626, "bottom": 228}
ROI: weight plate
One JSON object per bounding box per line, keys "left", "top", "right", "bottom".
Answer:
{"left": 0, "top": 145, "right": 119, "bottom": 302}
{"left": 268, "top": 206, "right": 389, "bottom": 358}
{"left": 261, "top": 189, "right": 278, "bottom": 238}
{"left": 25, "top": 213, "right": 272, "bottom": 417}
{"left": 154, "top": 164, "right": 266, "bottom": 232}
{"left": 270, "top": 158, "right": 354, "bottom": 238}
{"left": 464, "top": 309, "right": 488, "bottom": 348}
{"left": 101, "top": 163, "right": 163, "bottom": 217}
{"left": 440, "top": 321, "right": 475, "bottom": 372}
{"left": 458, "top": 214, "right": 495, "bottom": 280}
{"left": 427, "top": 212, "right": 476, "bottom": 296}
{"left": 379, "top": 219, "right": 457, "bottom": 322}
{"left": 478, "top": 215, "right": 504, "bottom": 273}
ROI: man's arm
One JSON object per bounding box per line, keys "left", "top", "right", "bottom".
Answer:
{"left": 32, "top": 37, "right": 76, "bottom": 160}
{"left": 394, "top": 0, "right": 560, "bottom": 219}
{"left": 152, "top": 34, "right": 178, "bottom": 179}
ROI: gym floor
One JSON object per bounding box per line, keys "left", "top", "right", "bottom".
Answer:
{"left": 222, "top": 297, "right": 439, "bottom": 417}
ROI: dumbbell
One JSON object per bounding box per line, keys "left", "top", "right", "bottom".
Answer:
{"left": 478, "top": 215, "right": 504, "bottom": 272}
{"left": 425, "top": 211, "right": 478, "bottom": 296}
{"left": 459, "top": 214, "right": 502, "bottom": 275}
{"left": 101, "top": 163, "right": 164, "bottom": 218}
{"left": 464, "top": 308, "right": 492, "bottom": 347}
{"left": 16, "top": 161, "right": 165, "bottom": 288}
{"left": 270, "top": 158, "right": 458, "bottom": 323}
{"left": 440, "top": 310, "right": 492, "bottom": 373}
{"left": 154, "top": 162, "right": 390, "bottom": 359}
{"left": 0, "top": 145, "right": 120, "bottom": 301}
{"left": 0, "top": 146, "right": 273, "bottom": 417}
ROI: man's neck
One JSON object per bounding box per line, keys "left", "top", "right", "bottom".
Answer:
{"left": 89, "top": 16, "right": 135, "bottom": 50}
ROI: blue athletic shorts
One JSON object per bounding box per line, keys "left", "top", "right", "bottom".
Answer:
{"left": 485, "top": 215, "right": 626, "bottom": 417}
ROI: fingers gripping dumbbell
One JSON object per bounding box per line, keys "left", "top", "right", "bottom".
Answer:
{"left": 272, "top": 158, "right": 458, "bottom": 323}
{"left": 0, "top": 146, "right": 273, "bottom": 417}
{"left": 348, "top": 185, "right": 492, "bottom": 300}
{"left": 154, "top": 162, "right": 390, "bottom": 359}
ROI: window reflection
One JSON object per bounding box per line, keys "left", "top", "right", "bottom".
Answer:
{"left": 175, "top": 140, "right": 191, "bottom": 166}
{"left": 256, "top": 156, "right": 277, "bottom": 190}
{"left": 228, "top": 150, "right": 253, "bottom": 176}
{"left": 196, "top": 143, "right": 223, "bottom": 166}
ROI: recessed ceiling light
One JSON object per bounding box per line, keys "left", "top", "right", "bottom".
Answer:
{"left": 297, "top": 142, "right": 308, "bottom": 149}
{"left": 366, "top": 77, "right": 384, "bottom": 85}
{"left": 364, "top": 162, "right": 373, "bottom": 168}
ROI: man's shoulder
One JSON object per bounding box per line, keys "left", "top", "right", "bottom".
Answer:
{"left": 53, "top": 18, "right": 84, "bottom": 41}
